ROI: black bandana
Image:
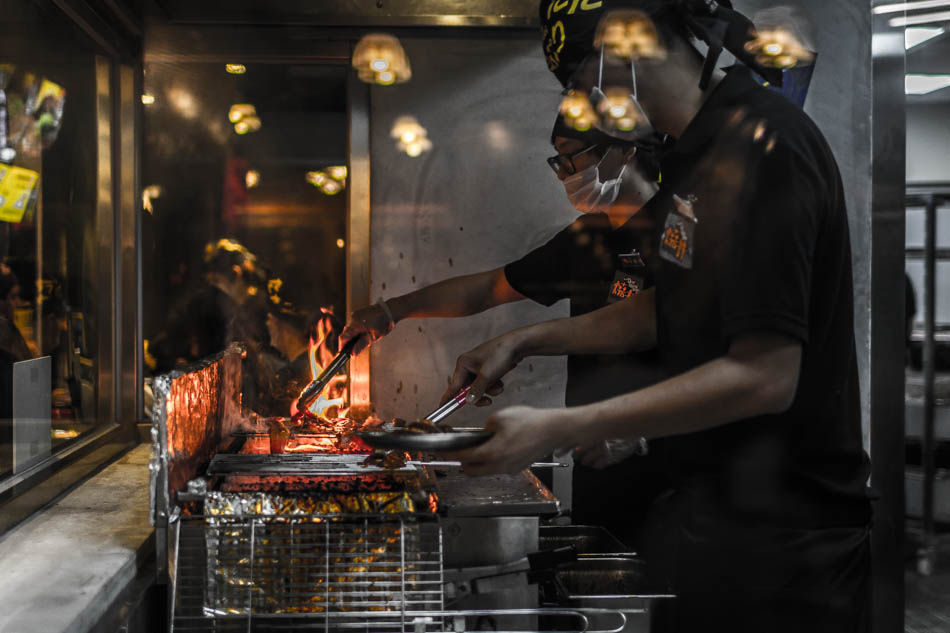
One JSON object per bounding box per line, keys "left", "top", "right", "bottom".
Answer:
{"left": 539, "top": 0, "right": 786, "bottom": 89}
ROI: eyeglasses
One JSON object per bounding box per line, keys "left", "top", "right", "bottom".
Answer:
{"left": 546, "top": 144, "right": 600, "bottom": 176}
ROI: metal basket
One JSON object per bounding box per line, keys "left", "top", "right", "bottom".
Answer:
{"left": 172, "top": 514, "right": 444, "bottom": 632}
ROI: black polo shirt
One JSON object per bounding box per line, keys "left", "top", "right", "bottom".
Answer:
{"left": 647, "top": 66, "right": 871, "bottom": 526}
{"left": 504, "top": 211, "right": 665, "bottom": 405}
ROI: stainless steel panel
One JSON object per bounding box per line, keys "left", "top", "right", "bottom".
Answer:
{"left": 348, "top": 70, "right": 373, "bottom": 412}
{"left": 436, "top": 471, "right": 560, "bottom": 517}
{"left": 118, "top": 63, "right": 141, "bottom": 425}
{"left": 12, "top": 357, "right": 52, "bottom": 474}
{"left": 555, "top": 558, "right": 671, "bottom": 633}
{"left": 95, "top": 56, "right": 116, "bottom": 426}
{"left": 441, "top": 517, "right": 538, "bottom": 567}
{"left": 870, "top": 1, "right": 907, "bottom": 630}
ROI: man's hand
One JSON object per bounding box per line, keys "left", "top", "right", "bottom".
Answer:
{"left": 572, "top": 441, "right": 612, "bottom": 470}
{"left": 340, "top": 304, "right": 394, "bottom": 355}
{"left": 572, "top": 438, "right": 643, "bottom": 469}
{"left": 444, "top": 405, "right": 573, "bottom": 476}
{"left": 441, "top": 331, "right": 525, "bottom": 406}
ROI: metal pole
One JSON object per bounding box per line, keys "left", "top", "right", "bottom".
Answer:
{"left": 870, "top": 1, "right": 907, "bottom": 626}
{"left": 920, "top": 193, "right": 938, "bottom": 575}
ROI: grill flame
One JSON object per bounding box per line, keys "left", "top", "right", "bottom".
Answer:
{"left": 290, "top": 311, "right": 349, "bottom": 421}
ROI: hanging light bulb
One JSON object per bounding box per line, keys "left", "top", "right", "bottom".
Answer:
{"left": 229, "top": 103, "right": 257, "bottom": 123}
{"left": 142, "top": 185, "right": 162, "bottom": 214}
{"left": 320, "top": 180, "right": 343, "bottom": 195}
{"left": 559, "top": 91, "right": 598, "bottom": 132}
{"left": 744, "top": 28, "right": 813, "bottom": 69}
{"left": 225, "top": 63, "right": 247, "bottom": 75}
{"left": 745, "top": 8, "right": 815, "bottom": 69}
{"left": 594, "top": 9, "right": 665, "bottom": 61}
{"left": 234, "top": 120, "right": 250, "bottom": 135}
{"left": 352, "top": 34, "right": 412, "bottom": 85}
{"left": 241, "top": 116, "right": 261, "bottom": 132}
{"left": 391, "top": 116, "right": 432, "bottom": 156}
{"left": 326, "top": 166, "right": 348, "bottom": 181}
{"left": 402, "top": 137, "right": 433, "bottom": 158}
{"left": 306, "top": 171, "right": 328, "bottom": 187}
{"left": 245, "top": 170, "right": 260, "bottom": 189}
{"left": 595, "top": 88, "right": 640, "bottom": 133}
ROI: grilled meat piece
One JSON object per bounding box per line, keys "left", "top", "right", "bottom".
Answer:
{"left": 362, "top": 450, "right": 409, "bottom": 470}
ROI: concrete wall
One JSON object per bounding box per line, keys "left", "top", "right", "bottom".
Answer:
{"left": 367, "top": 0, "right": 872, "bottom": 438}
{"left": 368, "top": 38, "right": 574, "bottom": 426}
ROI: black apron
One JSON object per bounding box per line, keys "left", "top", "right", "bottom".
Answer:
{"left": 642, "top": 482, "right": 871, "bottom": 633}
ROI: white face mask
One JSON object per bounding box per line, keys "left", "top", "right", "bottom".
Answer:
{"left": 563, "top": 148, "right": 626, "bottom": 214}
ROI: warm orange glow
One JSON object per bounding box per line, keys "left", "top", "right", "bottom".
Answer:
{"left": 295, "top": 311, "right": 349, "bottom": 422}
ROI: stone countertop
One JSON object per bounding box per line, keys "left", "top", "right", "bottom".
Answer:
{"left": 0, "top": 443, "right": 154, "bottom": 633}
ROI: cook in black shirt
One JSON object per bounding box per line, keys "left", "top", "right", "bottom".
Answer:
{"left": 341, "top": 120, "right": 669, "bottom": 544}
{"left": 444, "top": 1, "right": 871, "bottom": 631}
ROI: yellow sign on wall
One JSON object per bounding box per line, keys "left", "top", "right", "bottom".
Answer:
{"left": 0, "top": 165, "right": 39, "bottom": 223}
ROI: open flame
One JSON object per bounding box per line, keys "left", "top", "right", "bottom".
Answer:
{"left": 289, "top": 310, "right": 348, "bottom": 422}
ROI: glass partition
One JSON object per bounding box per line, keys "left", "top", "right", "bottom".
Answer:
{"left": 1, "top": 0, "right": 110, "bottom": 482}
{"left": 142, "top": 58, "right": 348, "bottom": 418}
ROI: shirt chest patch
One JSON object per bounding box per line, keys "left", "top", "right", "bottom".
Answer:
{"left": 606, "top": 250, "right": 647, "bottom": 304}
{"left": 659, "top": 194, "right": 698, "bottom": 269}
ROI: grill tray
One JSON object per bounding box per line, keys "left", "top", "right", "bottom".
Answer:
{"left": 208, "top": 453, "right": 417, "bottom": 475}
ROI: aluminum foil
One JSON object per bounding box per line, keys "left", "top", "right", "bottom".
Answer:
{"left": 149, "top": 344, "right": 245, "bottom": 526}
{"left": 203, "top": 490, "right": 417, "bottom": 518}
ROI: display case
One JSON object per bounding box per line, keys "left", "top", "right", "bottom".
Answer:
{"left": 0, "top": 0, "right": 143, "bottom": 534}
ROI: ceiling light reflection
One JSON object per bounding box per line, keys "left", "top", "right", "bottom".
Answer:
{"left": 353, "top": 34, "right": 412, "bottom": 85}
{"left": 906, "top": 73, "right": 950, "bottom": 94}
{"left": 905, "top": 26, "right": 945, "bottom": 48}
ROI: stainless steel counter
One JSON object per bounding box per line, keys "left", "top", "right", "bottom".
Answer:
{"left": 435, "top": 469, "right": 560, "bottom": 517}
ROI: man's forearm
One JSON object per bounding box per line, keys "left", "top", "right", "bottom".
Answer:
{"left": 387, "top": 268, "right": 523, "bottom": 322}
{"left": 511, "top": 289, "right": 657, "bottom": 358}
{"left": 560, "top": 333, "right": 801, "bottom": 445}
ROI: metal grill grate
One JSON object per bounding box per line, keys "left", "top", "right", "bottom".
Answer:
{"left": 173, "top": 516, "right": 444, "bottom": 632}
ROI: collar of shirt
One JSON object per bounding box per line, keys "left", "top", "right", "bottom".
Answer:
{"left": 660, "top": 65, "right": 762, "bottom": 164}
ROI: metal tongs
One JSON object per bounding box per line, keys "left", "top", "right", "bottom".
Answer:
{"left": 424, "top": 385, "right": 472, "bottom": 424}
{"left": 294, "top": 334, "right": 365, "bottom": 414}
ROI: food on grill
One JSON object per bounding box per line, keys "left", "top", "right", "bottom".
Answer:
{"left": 268, "top": 417, "right": 291, "bottom": 453}
{"left": 265, "top": 415, "right": 372, "bottom": 454}
{"left": 362, "top": 450, "right": 410, "bottom": 470}
{"left": 375, "top": 417, "right": 454, "bottom": 434}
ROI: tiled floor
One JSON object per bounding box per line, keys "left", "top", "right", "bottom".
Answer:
{"left": 906, "top": 534, "right": 950, "bottom": 633}
{"left": 906, "top": 570, "right": 950, "bottom": 633}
